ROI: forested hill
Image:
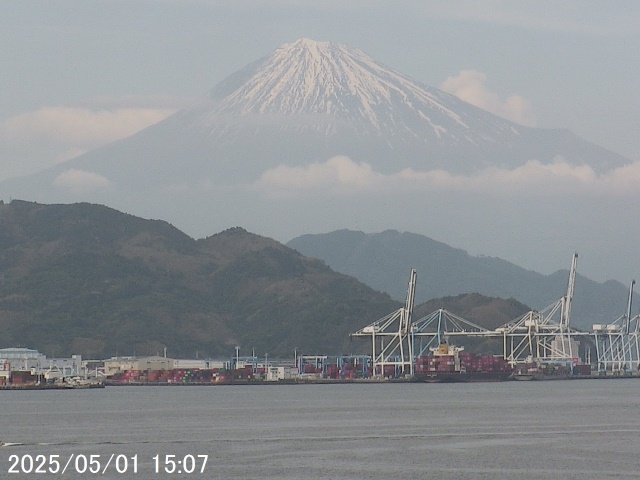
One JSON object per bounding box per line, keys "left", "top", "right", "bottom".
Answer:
{"left": 288, "top": 229, "right": 628, "bottom": 329}
{"left": 0, "top": 200, "right": 531, "bottom": 359}
{"left": 0, "top": 200, "right": 398, "bottom": 358}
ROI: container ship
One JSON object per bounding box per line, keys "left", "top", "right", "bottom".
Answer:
{"left": 413, "top": 340, "right": 513, "bottom": 382}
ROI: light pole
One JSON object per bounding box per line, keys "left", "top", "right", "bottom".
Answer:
{"left": 252, "top": 348, "right": 256, "bottom": 372}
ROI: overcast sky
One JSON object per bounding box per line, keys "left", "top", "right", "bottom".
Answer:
{"left": 2, "top": 1, "right": 640, "bottom": 282}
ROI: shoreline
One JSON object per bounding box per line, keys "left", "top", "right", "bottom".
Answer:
{"left": 2, "top": 374, "right": 639, "bottom": 390}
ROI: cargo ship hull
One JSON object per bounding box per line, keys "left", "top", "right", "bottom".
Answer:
{"left": 414, "top": 371, "right": 513, "bottom": 383}
{"left": 414, "top": 340, "right": 513, "bottom": 382}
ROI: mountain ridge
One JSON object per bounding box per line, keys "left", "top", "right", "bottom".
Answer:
{"left": 0, "top": 38, "right": 634, "bottom": 284}
{"left": 287, "top": 229, "right": 630, "bottom": 330}
{"left": 0, "top": 200, "right": 398, "bottom": 357}
{"left": 0, "top": 201, "right": 534, "bottom": 359}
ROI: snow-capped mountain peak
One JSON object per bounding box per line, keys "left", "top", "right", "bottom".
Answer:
{"left": 0, "top": 36, "right": 631, "bottom": 259}
{"left": 174, "top": 37, "right": 628, "bottom": 175}
{"left": 206, "top": 38, "right": 509, "bottom": 141}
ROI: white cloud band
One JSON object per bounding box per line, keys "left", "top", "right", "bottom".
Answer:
{"left": 1, "top": 106, "right": 176, "bottom": 147}
{"left": 440, "top": 70, "right": 536, "bottom": 127}
{"left": 254, "top": 155, "right": 640, "bottom": 197}
{"left": 53, "top": 169, "right": 110, "bottom": 194}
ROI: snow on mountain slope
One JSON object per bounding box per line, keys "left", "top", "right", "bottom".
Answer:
{"left": 200, "top": 38, "right": 522, "bottom": 148}
{"left": 0, "top": 38, "right": 635, "bottom": 284}
{"left": 0, "top": 38, "right": 631, "bottom": 195}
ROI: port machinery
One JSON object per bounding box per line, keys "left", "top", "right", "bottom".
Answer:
{"left": 351, "top": 269, "right": 417, "bottom": 376}
{"left": 352, "top": 268, "right": 500, "bottom": 377}
{"left": 494, "top": 253, "right": 592, "bottom": 368}
{"left": 352, "top": 253, "right": 640, "bottom": 377}
{"left": 592, "top": 280, "right": 640, "bottom": 374}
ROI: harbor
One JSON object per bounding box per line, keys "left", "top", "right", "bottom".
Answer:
{"left": 1, "top": 254, "right": 639, "bottom": 388}
{"left": 352, "top": 254, "right": 640, "bottom": 382}
{"left": 2, "top": 381, "right": 640, "bottom": 480}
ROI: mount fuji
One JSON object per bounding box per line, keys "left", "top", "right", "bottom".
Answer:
{"left": 0, "top": 38, "right": 634, "bottom": 281}
{"left": 198, "top": 38, "right": 626, "bottom": 175}
{"left": 2, "top": 38, "right": 629, "bottom": 190}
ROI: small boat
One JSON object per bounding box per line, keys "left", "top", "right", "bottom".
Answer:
{"left": 63, "top": 377, "right": 105, "bottom": 389}
{"left": 512, "top": 364, "right": 571, "bottom": 381}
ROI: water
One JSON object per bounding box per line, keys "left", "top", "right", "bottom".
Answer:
{"left": 2, "top": 380, "right": 640, "bottom": 479}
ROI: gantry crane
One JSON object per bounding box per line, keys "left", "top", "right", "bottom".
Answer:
{"left": 351, "top": 269, "right": 416, "bottom": 376}
{"left": 496, "top": 253, "right": 591, "bottom": 366}
{"left": 592, "top": 279, "right": 640, "bottom": 374}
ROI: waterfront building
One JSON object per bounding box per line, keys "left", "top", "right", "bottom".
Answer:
{"left": 0, "top": 347, "right": 46, "bottom": 371}
{"left": 104, "top": 356, "right": 138, "bottom": 376}
{"left": 42, "top": 355, "right": 83, "bottom": 379}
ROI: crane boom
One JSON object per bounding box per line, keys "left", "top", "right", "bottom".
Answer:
{"left": 561, "top": 253, "right": 578, "bottom": 328}
{"left": 626, "top": 280, "right": 635, "bottom": 334}
{"left": 400, "top": 269, "right": 417, "bottom": 335}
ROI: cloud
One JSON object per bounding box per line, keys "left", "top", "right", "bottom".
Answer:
{"left": 598, "top": 161, "right": 640, "bottom": 192}
{"left": 396, "top": 158, "right": 599, "bottom": 194}
{"left": 254, "top": 155, "right": 640, "bottom": 198}
{"left": 440, "top": 70, "right": 536, "bottom": 127}
{"left": 53, "top": 169, "right": 111, "bottom": 194}
{"left": 0, "top": 105, "right": 177, "bottom": 181}
{"left": 1, "top": 106, "right": 176, "bottom": 148}
{"left": 253, "top": 156, "right": 384, "bottom": 197}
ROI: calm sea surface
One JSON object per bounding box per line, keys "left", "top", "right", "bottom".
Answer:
{"left": 2, "top": 380, "right": 640, "bottom": 479}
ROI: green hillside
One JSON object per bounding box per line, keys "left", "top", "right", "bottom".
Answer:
{"left": 0, "top": 201, "right": 529, "bottom": 360}
{"left": 288, "top": 229, "right": 629, "bottom": 328}
{"left": 0, "top": 201, "right": 399, "bottom": 358}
